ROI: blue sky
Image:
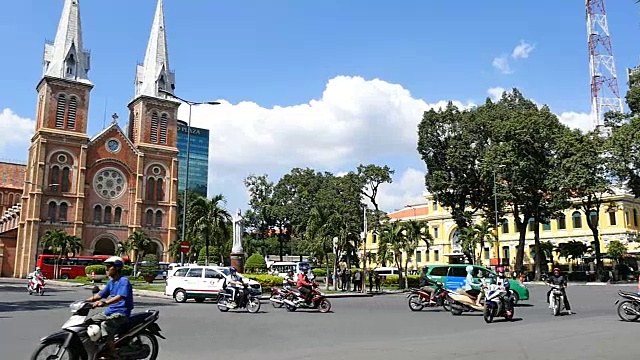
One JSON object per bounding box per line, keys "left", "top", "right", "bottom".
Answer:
{"left": 1, "top": 0, "right": 640, "bottom": 213}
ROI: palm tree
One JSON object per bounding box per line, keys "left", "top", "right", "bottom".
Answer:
{"left": 556, "top": 240, "right": 591, "bottom": 271}
{"left": 125, "top": 230, "right": 151, "bottom": 275}
{"left": 189, "top": 194, "right": 232, "bottom": 266}
{"left": 402, "top": 220, "right": 432, "bottom": 288}
{"left": 458, "top": 226, "right": 478, "bottom": 264}
{"left": 40, "top": 230, "right": 83, "bottom": 279}
{"left": 378, "top": 221, "right": 407, "bottom": 288}
{"left": 306, "top": 206, "right": 338, "bottom": 289}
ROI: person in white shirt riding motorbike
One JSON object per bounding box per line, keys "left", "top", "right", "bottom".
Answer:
{"left": 27, "top": 267, "right": 44, "bottom": 290}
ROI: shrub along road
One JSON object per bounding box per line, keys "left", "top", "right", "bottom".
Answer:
{"left": 0, "top": 278, "right": 635, "bottom": 359}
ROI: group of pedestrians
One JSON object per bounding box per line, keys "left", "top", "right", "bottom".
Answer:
{"left": 336, "top": 268, "right": 382, "bottom": 292}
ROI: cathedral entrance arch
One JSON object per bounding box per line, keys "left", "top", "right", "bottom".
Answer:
{"left": 93, "top": 237, "right": 116, "bottom": 256}
{"left": 146, "top": 239, "right": 164, "bottom": 260}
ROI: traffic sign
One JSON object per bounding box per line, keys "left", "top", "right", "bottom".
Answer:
{"left": 179, "top": 241, "right": 190, "bottom": 253}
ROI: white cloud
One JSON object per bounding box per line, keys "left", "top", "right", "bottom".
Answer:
{"left": 492, "top": 56, "right": 512, "bottom": 74}
{"left": 487, "top": 87, "right": 506, "bottom": 101}
{"left": 511, "top": 40, "right": 535, "bottom": 59}
{"left": 186, "top": 76, "right": 473, "bottom": 172}
{"left": 557, "top": 111, "right": 594, "bottom": 133}
{"left": 0, "top": 108, "right": 34, "bottom": 161}
{"left": 375, "top": 168, "right": 427, "bottom": 212}
{"left": 492, "top": 40, "right": 535, "bottom": 74}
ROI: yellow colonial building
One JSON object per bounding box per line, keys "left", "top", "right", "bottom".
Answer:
{"left": 362, "top": 188, "right": 640, "bottom": 272}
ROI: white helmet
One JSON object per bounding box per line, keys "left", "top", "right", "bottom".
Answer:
{"left": 35, "top": 267, "right": 41, "bottom": 271}
{"left": 87, "top": 324, "right": 102, "bottom": 342}
{"left": 465, "top": 265, "right": 474, "bottom": 274}
{"left": 103, "top": 256, "right": 124, "bottom": 268}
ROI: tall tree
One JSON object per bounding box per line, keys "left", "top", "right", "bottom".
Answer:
{"left": 402, "top": 220, "right": 432, "bottom": 288}
{"left": 244, "top": 174, "right": 278, "bottom": 256}
{"left": 553, "top": 129, "right": 612, "bottom": 281}
{"left": 357, "top": 164, "right": 394, "bottom": 228}
{"left": 417, "top": 102, "right": 493, "bottom": 261}
{"left": 189, "top": 194, "right": 232, "bottom": 265}
{"left": 483, "top": 89, "right": 567, "bottom": 274}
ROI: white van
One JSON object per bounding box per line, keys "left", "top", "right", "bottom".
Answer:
{"left": 268, "top": 261, "right": 311, "bottom": 278}
{"left": 373, "top": 267, "right": 400, "bottom": 279}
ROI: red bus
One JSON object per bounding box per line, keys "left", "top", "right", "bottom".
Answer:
{"left": 37, "top": 254, "right": 131, "bottom": 280}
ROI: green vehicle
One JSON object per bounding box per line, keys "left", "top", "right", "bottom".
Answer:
{"left": 425, "top": 264, "right": 530, "bottom": 303}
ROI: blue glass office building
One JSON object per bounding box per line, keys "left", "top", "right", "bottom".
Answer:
{"left": 177, "top": 120, "right": 210, "bottom": 197}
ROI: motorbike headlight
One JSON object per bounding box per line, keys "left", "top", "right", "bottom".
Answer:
{"left": 69, "top": 301, "right": 84, "bottom": 313}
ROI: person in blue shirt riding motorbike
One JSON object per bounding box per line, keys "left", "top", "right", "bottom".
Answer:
{"left": 86, "top": 256, "right": 133, "bottom": 360}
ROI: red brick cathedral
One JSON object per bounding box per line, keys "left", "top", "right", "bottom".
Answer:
{"left": 13, "top": 0, "right": 180, "bottom": 277}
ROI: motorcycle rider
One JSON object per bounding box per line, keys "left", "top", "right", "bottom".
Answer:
{"left": 495, "top": 266, "right": 513, "bottom": 316}
{"left": 225, "top": 266, "right": 244, "bottom": 308}
{"left": 464, "top": 265, "right": 483, "bottom": 306}
{"left": 282, "top": 270, "right": 296, "bottom": 290}
{"left": 86, "top": 256, "right": 133, "bottom": 360}
{"left": 297, "top": 266, "right": 313, "bottom": 304}
{"left": 27, "top": 266, "right": 44, "bottom": 291}
{"left": 419, "top": 266, "right": 438, "bottom": 304}
{"left": 546, "top": 267, "right": 572, "bottom": 314}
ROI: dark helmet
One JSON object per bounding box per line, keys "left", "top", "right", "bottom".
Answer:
{"left": 422, "top": 266, "right": 429, "bottom": 272}
{"left": 229, "top": 266, "right": 237, "bottom": 273}
{"left": 103, "top": 256, "right": 124, "bottom": 269}
{"left": 496, "top": 266, "right": 505, "bottom": 275}
{"left": 553, "top": 267, "right": 561, "bottom": 274}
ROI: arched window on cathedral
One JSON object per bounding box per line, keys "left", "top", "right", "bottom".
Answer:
{"left": 50, "top": 166, "right": 60, "bottom": 190}
{"left": 61, "top": 167, "right": 70, "bottom": 192}
{"left": 145, "top": 209, "right": 154, "bottom": 227}
{"left": 67, "top": 96, "right": 77, "bottom": 130}
{"left": 55, "top": 94, "right": 66, "bottom": 128}
{"left": 156, "top": 178, "right": 164, "bottom": 202}
{"left": 104, "top": 206, "right": 112, "bottom": 224}
{"left": 48, "top": 201, "right": 57, "bottom": 222}
{"left": 150, "top": 112, "right": 159, "bottom": 143}
{"left": 155, "top": 210, "right": 163, "bottom": 227}
{"left": 0, "top": 193, "right": 3, "bottom": 206}
{"left": 66, "top": 54, "right": 76, "bottom": 77}
{"left": 7, "top": 193, "right": 13, "bottom": 207}
{"left": 59, "top": 202, "right": 68, "bottom": 222}
{"left": 114, "top": 207, "right": 122, "bottom": 225}
{"left": 93, "top": 205, "right": 102, "bottom": 224}
{"left": 146, "top": 178, "right": 156, "bottom": 202}
{"left": 159, "top": 113, "right": 168, "bottom": 144}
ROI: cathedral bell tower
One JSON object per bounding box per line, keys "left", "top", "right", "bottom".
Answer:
{"left": 15, "top": 0, "right": 92, "bottom": 277}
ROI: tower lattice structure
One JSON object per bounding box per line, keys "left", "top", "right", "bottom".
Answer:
{"left": 586, "top": 0, "right": 623, "bottom": 131}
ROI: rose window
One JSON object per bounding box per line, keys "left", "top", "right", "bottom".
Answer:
{"left": 94, "top": 169, "right": 126, "bottom": 199}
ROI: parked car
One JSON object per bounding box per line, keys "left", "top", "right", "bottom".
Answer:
{"left": 165, "top": 266, "right": 262, "bottom": 303}
{"left": 425, "top": 264, "right": 530, "bottom": 302}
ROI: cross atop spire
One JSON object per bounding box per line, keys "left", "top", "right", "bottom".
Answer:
{"left": 43, "top": 0, "right": 91, "bottom": 84}
{"left": 135, "top": 0, "right": 175, "bottom": 99}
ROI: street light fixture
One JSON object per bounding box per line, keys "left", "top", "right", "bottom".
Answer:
{"left": 158, "top": 89, "right": 221, "bottom": 264}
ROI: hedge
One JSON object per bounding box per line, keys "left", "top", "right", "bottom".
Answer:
{"left": 312, "top": 268, "right": 327, "bottom": 277}
{"left": 122, "top": 265, "right": 133, "bottom": 276}
{"left": 85, "top": 265, "right": 106, "bottom": 276}
{"left": 382, "top": 275, "right": 420, "bottom": 288}
{"left": 243, "top": 274, "right": 284, "bottom": 288}
{"left": 245, "top": 254, "right": 267, "bottom": 273}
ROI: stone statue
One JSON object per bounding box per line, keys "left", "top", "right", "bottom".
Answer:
{"left": 232, "top": 208, "right": 244, "bottom": 253}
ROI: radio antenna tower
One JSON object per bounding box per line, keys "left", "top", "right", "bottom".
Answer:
{"left": 586, "top": 0, "right": 623, "bottom": 132}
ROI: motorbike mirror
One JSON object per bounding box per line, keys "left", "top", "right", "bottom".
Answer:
{"left": 91, "top": 286, "right": 100, "bottom": 295}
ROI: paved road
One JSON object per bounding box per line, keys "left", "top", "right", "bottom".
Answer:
{"left": 0, "top": 278, "right": 637, "bottom": 359}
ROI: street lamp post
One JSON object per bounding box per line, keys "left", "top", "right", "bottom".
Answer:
{"left": 493, "top": 164, "right": 506, "bottom": 267}
{"left": 158, "top": 89, "right": 220, "bottom": 264}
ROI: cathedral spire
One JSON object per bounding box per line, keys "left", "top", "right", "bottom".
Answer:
{"left": 135, "top": 0, "right": 175, "bottom": 98}
{"left": 43, "top": 0, "right": 91, "bottom": 83}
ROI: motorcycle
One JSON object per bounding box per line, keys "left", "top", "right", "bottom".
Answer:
{"left": 407, "top": 283, "right": 452, "bottom": 312}
{"left": 30, "top": 290, "right": 164, "bottom": 360}
{"left": 549, "top": 284, "right": 566, "bottom": 316}
{"left": 217, "top": 283, "right": 261, "bottom": 313}
{"left": 282, "top": 283, "right": 331, "bottom": 313}
{"left": 28, "top": 274, "right": 46, "bottom": 296}
{"left": 483, "top": 284, "right": 514, "bottom": 323}
{"left": 614, "top": 290, "right": 640, "bottom": 322}
{"left": 269, "top": 287, "right": 295, "bottom": 308}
